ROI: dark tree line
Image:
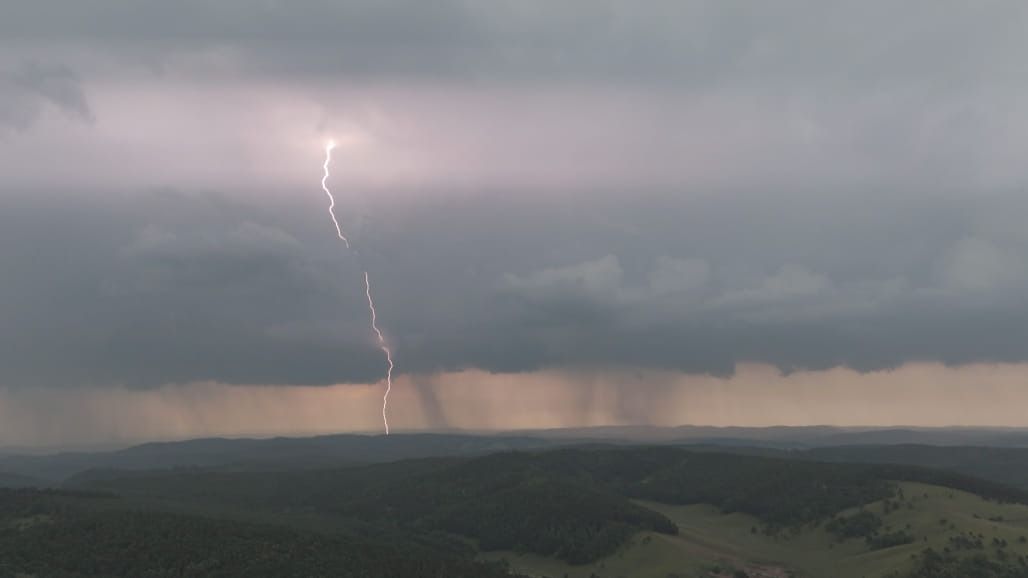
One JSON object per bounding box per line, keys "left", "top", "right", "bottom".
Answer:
{"left": 62, "top": 446, "right": 1028, "bottom": 567}
{"left": 904, "top": 548, "right": 1028, "bottom": 578}
{"left": 0, "top": 489, "right": 520, "bottom": 578}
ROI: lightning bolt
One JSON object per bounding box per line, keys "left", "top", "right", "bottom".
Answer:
{"left": 321, "top": 142, "right": 349, "bottom": 249}
{"left": 320, "top": 141, "right": 394, "bottom": 434}
{"left": 364, "top": 271, "right": 394, "bottom": 434}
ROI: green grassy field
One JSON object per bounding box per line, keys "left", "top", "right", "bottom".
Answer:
{"left": 484, "top": 482, "right": 1028, "bottom": 578}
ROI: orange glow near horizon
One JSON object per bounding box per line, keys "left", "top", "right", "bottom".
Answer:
{"left": 4, "top": 362, "right": 1028, "bottom": 447}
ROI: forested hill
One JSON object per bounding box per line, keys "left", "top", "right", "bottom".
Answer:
{"left": 804, "top": 445, "right": 1028, "bottom": 491}
{"left": 669, "top": 443, "right": 1028, "bottom": 495}
{"left": 72, "top": 447, "right": 1028, "bottom": 563}
{"left": 0, "top": 488, "right": 520, "bottom": 578}
{"left": 6, "top": 446, "right": 1028, "bottom": 577}
{"left": 0, "top": 471, "right": 39, "bottom": 489}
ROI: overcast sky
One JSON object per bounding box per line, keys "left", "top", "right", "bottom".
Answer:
{"left": 3, "top": 1, "right": 1028, "bottom": 444}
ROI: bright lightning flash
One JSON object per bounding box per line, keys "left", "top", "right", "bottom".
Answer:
{"left": 320, "top": 140, "right": 394, "bottom": 434}
{"left": 320, "top": 141, "right": 350, "bottom": 249}
{"left": 364, "top": 271, "right": 395, "bottom": 434}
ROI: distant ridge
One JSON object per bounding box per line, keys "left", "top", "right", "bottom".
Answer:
{"left": 514, "top": 424, "right": 1028, "bottom": 447}
{"left": 7, "top": 425, "right": 1028, "bottom": 486}
{"left": 0, "top": 433, "right": 558, "bottom": 483}
{"left": 0, "top": 470, "right": 40, "bottom": 488}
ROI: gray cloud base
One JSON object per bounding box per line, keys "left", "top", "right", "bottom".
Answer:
{"left": 2, "top": 186, "right": 1027, "bottom": 389}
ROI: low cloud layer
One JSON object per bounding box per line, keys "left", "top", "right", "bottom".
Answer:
{"left": 2, "top": 186, "right": 1028, "bottom": 390}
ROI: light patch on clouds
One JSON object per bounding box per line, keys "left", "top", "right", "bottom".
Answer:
{"left": 7, "top": 81, "right": 1028, "bottom": 195}
{"left": 504, "top": 255, "right": 624, "bottom": 300}
{"left": 648, "top": 256, "right": 711, "bottom": 296}
{"left": 504, "top": 254, "right": 710, "bottom": 305}
{"left": 940, "top": 236, "right": 1025, "bottom": 293}
{"left": 713, "top": 264, "right": 831, "bottom": 307}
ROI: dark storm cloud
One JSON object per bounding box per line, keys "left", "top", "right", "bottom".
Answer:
{"left": 372, "top": 191, "right": 1028, "bottom": 378}
{"left": 2, "top": 180, "right": 1028, "bottom": 388}
{"left": 0, "top": 191, "right": 389, "bottom": 387}
{"left": 2, "top": 1, "right": 1028, "bottom": 390}
{"left": 3, "top": 1, "right": 1026, "bottom": 86}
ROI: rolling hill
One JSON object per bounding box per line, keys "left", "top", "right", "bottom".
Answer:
{"left": 9, "top": 434, "right": 1028, "bottom": 576}
{"left": 61, "top": 446, "right": 1028, "bottom": 577}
